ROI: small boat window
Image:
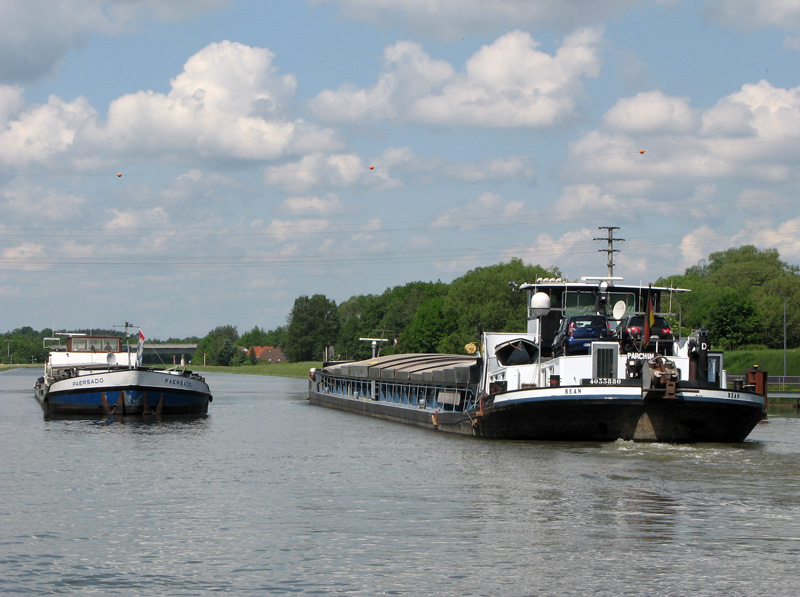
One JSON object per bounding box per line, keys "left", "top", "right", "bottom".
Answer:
{"left": 495, "top": 338, "right": 539, "bottom": 366}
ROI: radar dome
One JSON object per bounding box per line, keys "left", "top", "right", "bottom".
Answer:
{"left": 531, "top": 292, "right": 551, "bottom": 316}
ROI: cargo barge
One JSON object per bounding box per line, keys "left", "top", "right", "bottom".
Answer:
{"left": 308, "top": 277, "right": 766, "bottom": 442}
{"left": 34, "top": 328, "right": 212, "bottom": 418}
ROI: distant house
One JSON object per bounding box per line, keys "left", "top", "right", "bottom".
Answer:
{"left": 249, "top": 346, "right": 285, "bottom": 363}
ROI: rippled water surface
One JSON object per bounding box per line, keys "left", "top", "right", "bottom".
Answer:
{"left": 2, "top": 368, "right": 799, "bottom": 595}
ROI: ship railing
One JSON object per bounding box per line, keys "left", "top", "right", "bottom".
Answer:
{"left": 488, "top": 365, "right": 539, "bottom": 391}
{"left": 727, "top": 375, "right": 799, "bottom": 393}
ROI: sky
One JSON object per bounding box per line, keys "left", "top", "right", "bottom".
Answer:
{"left": 1, "top": 0, "right": 799, "bottom": 340}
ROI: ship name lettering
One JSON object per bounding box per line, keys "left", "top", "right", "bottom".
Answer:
{"left": 72, "top": 377, "right": 104, "bottom": 387}
{"left": 728, "top": 392, "right": 740, "bottom": 399}
{"left": 565, "top": 388, "right": 582, "bottom": 395}
{"left": 164, "top": 377, "right": 192, "bottom": 387}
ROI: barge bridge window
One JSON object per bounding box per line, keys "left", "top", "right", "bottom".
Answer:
{"left": 68, "top": 337, "right": 122, "bottom": 352}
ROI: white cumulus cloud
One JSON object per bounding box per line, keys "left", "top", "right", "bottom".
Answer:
{"left": 603, "top": 91, "right": 699, "bottom": 134}
{"left": 565, "top": 80, "right": 800, "bottom": 184}
{"left": 0, "top": 41, "right": 339, "bottom": 170}
{"left": 309, "top": 28, "right": 604, "bottom": 128}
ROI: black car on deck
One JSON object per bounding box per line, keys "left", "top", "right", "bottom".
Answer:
{"left": 616, "top": 315, "right": 674, "bottom": 355}
{"left": 552, "top": 315, "right": 612, "bottom": 356}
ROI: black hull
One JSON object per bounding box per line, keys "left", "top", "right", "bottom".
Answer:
{"left": 474, "top": 398, "right": 765, "bottom": 443}
{"left": 308, "top": 390, "right": 765, "bottom": 443}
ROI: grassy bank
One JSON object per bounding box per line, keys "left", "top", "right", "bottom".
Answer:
{"left": 0, "top": 363, "right": 39, "bottom": 371}
{"left": 723, "top": 348, "right": 798, "bottom": 377}
{"left": 188, "top": 361, "right": 321, "bottom": 378}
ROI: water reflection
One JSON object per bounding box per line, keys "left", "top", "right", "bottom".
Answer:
{"left": 621, "top": 488, "right": 679, "bottom": 542}
{"left": 44, "top": 413, "right": 208, "bottom": 427}
{"left": 768, "top": 404, "right": 800, "bottom": 418}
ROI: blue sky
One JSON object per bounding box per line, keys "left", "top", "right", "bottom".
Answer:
{"left": 2, "top": 0, "right": 799, "bottom": 339}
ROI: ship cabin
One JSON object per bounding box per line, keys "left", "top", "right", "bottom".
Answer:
{"left": 44, "top": 334, "right": 136, "bottom": 375}
{"left": 519, "top": 277, "right": 688, "bottom": 357}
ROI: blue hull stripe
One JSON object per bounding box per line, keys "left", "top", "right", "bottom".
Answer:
{"left": 45, "top": 386, "right": 210, "bottom": 415}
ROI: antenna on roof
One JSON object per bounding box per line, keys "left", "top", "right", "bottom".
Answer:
{"left": 594, "top": 226, "right": 624, "bottom": 277}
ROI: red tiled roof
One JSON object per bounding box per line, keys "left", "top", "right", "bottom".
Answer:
{"left": 250, "top": 346, "right": 285, "bottom": 362}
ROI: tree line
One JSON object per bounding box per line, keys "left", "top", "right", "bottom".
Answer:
{"left": 281, "top": 246, "right": 799, "bottom": 361}
{"left": 3, "top": 246, "right": 797, "bottom": 366}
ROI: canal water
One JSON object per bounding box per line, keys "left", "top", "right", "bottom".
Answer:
{"left": 2, "top": 367, "right": 799, "bottom": 595}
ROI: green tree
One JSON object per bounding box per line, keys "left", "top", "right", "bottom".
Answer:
{"left": 335, "top": 294, "right": 382, "bottom": 360}
{"left": 239, "top": 325, "right": 270, "bottom": 348}
{"left": 333, "top": 281, "right": 450, "bottom": 359}
{"left": 701, "top": 290, "right": 761, "bottom": 350}
{"left": 264, "top": 326, "right": 287, "bottom": 347}
{"left": 193, "top": 325, "right": 240, "bottom": 365}
{"left": 247, "top": 347, "right": 258, "bottom": 365}
{"left": 215, "top": 339, "right": 238, "bottom": 366}
{"left": 285, "top": 294, "right": 339, "bottom": 362}
{"left": 210, "top": 325, "right": 239, "bottom": 343}
{"left": 2, "top": 327, "right": 50, "bottom": 364}
{"left": 438, "top": 259, "right": 558, "bottom": 353}
{"left": 401, "top": 296, "right": 455, "bottom": 353}
{"left": 751, "top": 278, "right": 799, "bottom": 349}
{"left": 658, "top": 244, "right": 799, "bottom": 350}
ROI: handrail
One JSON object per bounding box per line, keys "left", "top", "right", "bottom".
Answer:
{"left": 727, "top": 375, "right": 799, "bottom": 392}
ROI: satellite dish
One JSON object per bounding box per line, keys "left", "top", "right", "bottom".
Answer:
{"left": 106, "top": 352, "right": 117, "bottom": 366}
{"left": 612, "top": 300, "right": 626, "bottom": 320}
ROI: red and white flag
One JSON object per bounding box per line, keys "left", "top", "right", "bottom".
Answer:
{"left": 136, "top": 329, "right": 146, "bottom": 365}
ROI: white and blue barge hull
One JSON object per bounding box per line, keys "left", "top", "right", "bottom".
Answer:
{"left": 36, "top": 367, "right": 212, "bottom": 417}
{"left": 34, "top": 332, "right": 212, "bottom": 418}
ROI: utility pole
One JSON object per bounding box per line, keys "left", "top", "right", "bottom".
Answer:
{"left": 594, "top": 226, "right": 624, "bottom": 277}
